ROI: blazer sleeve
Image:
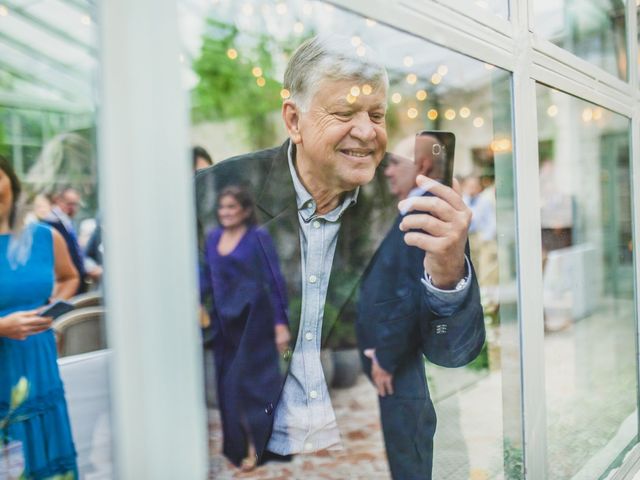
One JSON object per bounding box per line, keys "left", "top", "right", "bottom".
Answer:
{"left": 374, "top": 243, "right": 485, "bottom": 372}
{"left": 419, "top": 254, "right": 485, "bottom": 368}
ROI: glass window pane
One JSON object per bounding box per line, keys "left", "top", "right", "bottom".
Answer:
{"left": 533, "top": 0, "right": 628, "bottom": 80}
{"left": 183, "top": 1, "right": 521, "bottom": 477}
{"left": 0, "top": 2, "right": 112, "bottom": 478}
{"left": 536, "top": 84, "right": 637, "bottom": 479}
{"left": 463, "top": 0, "right": 509, "bottom": 18}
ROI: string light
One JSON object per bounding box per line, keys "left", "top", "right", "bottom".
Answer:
{"left": 351, "top": 36, "right": 362, "bottom": 47}
{"left": 362, "top": 84, "right": 373, "bottom": 95}
{"left": 406, "top": 73, "right": 417, "bottom": 85}
{"left": 547, "top": 105, "right": 558, "bottom": 117}
{"left": 256, "top": 77, "right": 266, "bottom": 87}
{"left": 459, "top": 107, "right": 471, "bottom": 118}
{"left": 416, "top": 90, "right": 428, "bottom": 101}
{"left": 403, "top": 56, "right": 414, "bottom": 67}
{"left": 293, "top": 22, "right": 305, "bottom": 34}
{"left": 407, "top": 108, "right": 418, "bottom": 119}
{"left": 445, "top": 109, "right": 456, "bottom": 120}
{"left": 350, "top": 86, "right": 361, "bottom": 97}
{"left": 473, "top": 117, "right": 485, "bottom": 128}
{"left": 280, "top": 89, "right": 291, "bottom": 99}
{"left": 252, "top": 66, "right": 263, "bottom": 77}
{"left": 391, "top": 93, "right": 402, "bottom": 104}
{"left": 437, "top": 65, "right": 448, "bottom": 76}
{"left": 227, "top": 49, "right": 238, "bottom": 60}
{"left": 431, "top": 73, "right": 442, "bottom": 85}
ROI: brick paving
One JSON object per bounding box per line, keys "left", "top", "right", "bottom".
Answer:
{"left": 208, "top": 374, "right": 391, "bottom": 479}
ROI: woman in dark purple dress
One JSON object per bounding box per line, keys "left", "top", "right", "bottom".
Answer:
{"left": 200, "top": 185, "right": 290, "bottom": 471}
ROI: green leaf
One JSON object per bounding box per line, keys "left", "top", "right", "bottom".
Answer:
{"left": 10, "top": 377, "right": 29, "bottom": 410}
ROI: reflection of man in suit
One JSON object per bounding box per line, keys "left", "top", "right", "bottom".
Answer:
{"left": 358, "top": 144, "right": 482, "bottom": 478}
{"left": 195, "top": 35, "right": 484, "bottom": 475}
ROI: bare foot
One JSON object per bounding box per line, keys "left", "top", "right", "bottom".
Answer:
{"left": 240, "top": 443, "right": 257, "bottom": 472}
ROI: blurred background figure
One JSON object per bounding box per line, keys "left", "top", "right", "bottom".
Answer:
{"left": 44, "top": 187, "right": 102, "bottom": 293}
{"left": 193, "top": 146, "right": 213, "bottom": 172}
{"left": 462, "top": 175, "right": 498, "bottom": 286}
{"left": 0, "top": 156, "right": 79, "bottom": 478}
{"left": 199, "top": 185, "right": 289, "bottom": 472}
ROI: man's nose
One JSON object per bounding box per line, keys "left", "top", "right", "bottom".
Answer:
{"left": 350, "top": 113, "right": 376, "bottom": 142}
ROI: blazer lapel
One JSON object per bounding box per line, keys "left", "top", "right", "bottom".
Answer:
{"left": 255, "top": 141, "right": 303, "bottom": 346}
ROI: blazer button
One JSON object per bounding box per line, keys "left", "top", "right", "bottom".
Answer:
{"left": 283, "top": 349, "right": 292, "bottom": 361}
{"left": 265, "top": 402, "right": 274, "bottom": 415}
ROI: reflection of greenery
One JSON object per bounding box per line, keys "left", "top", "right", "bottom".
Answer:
{"left": 192, "top": 19, "right": 313, "bottom": 149}
{"left": 503, "top": 439, "right": 524, "bottom": 480}
{"left": 466, "top": 341, "right": 488, "bottom": 371}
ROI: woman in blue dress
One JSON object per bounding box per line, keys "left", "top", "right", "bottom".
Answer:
{"left": 0, "top": 157, "right": 79, "bottom": 479}
{"left": 200, "top": 185, "right": 290, "bottom": 472}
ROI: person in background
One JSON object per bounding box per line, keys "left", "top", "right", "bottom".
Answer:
{"left": 193, "top": 146, "right": 213, "bottom": 172}
{"left": 462, "top": 176, "right": 497, "bottom": 286}
{"left": 0, "top": 156, "right": 79, "bottom": 478}
{"left": 199, "top": 185, "right": 290, "bottom": 472}
{"left": 44, "top": 187, "right": 101, "bottom": 293}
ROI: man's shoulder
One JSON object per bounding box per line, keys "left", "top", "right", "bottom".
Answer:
{"left": 196, "top": 145, "right": 283, "bottom": 184}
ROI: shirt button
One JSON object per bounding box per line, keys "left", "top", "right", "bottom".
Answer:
{"left": 304, "top": 442, "right": 313, "bottom": 452}
{"left": 309, "top": 390, "right": 318, "bottom": 399}
{"left": 312, "top": 220, "right": 321, "bottom": 229}
{"left": 305, "top": 332, "right": 313, "bottom": 341}
{"left": 283, "top": 349, "right": 292, "bottom": 361}
{"left": 308, "top": 275, "right": 318, "bottom": 284}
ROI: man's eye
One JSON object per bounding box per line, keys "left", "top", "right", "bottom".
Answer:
{"left": 370, "top": 113, "right": 385, "bottom": 123}
{"left": 334, "top": 112, "right": 353, "bottom": 119}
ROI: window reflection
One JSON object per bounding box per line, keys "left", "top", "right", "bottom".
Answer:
{"left": 533, "top": 0, "right": 627, "bottom": 80}
{"left": 537, "top": 85, "right": 636, "bottom": 479}
{"left": 185, "top": 1, "right": 520, "bottom": 478}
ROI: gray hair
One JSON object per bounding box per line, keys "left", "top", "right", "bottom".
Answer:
{"left": 284, "top": 34, "right": 389, "bottom": 111}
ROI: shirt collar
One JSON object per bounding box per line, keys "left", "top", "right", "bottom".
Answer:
{"left": 286, "top": 141, "right": 359, "bottom": 223}
{"left": 52, "top": 206, "right": 73, "bottom": 229}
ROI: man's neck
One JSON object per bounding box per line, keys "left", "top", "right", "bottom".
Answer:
{"left": 293, "top": 155, "right": 343, "bottom": 215}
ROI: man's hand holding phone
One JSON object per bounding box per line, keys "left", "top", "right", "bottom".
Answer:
{"left": 0, "top": 309, "right": 53, "bottom": 340}
{"left": 398, "top": 175, "right": 471, "bottom": 289}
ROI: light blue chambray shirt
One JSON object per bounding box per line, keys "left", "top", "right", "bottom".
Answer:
{"left": 266, "top": 145, "right": 472, "bottom": 455}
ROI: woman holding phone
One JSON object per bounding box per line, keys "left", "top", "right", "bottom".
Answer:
{"left": 0, "top": 156, "right": 79, "bottom": 478}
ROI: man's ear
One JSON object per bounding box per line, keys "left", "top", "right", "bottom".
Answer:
{"left": 282, "top": 100, "right": 303, "bottom": 144}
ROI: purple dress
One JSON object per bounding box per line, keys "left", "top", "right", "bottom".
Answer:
{"left": 200, "top": 225, "right": 288, "bottom": 465}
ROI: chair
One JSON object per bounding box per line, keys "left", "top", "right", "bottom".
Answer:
{"left": 53, "top": 307, "right": 107, "bottom": 358}
{"left": 69, "top": 291, "right": 103, "bottom": 309}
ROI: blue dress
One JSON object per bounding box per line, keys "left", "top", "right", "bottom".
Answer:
{"left": 0, "top": 223, "right": 77, "bottom": 479}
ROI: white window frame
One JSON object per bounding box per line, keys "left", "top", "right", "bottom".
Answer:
{"left": 97, "top": 0, "right": 640, "bottom": 477}
{"left": 331, "top": 0, "right": 640, "bottom": 478}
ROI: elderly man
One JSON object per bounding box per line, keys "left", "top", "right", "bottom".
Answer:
{"left": 196, "top": 35, "right": 484, "bottom": 478}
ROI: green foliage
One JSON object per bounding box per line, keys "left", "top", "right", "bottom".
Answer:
{"left": 503, "top": 439, "right": 524, "bottom": 479}
{"left": 465, "top": 341, "right": 489, "bottom": 371}
{"left": 192, "top": 20, "right": 283, "bottom": 149}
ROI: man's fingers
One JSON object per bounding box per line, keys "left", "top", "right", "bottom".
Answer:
{"left": 416, "top": 175, "right": 467, "bottom": 210}
{"left": 385, "top": 377, "right": 394, "bottom": 396}
{"left": 398, "top": 195, "right": 458, "bottom": 222}
{"left": 399, "top": 214, "right": 449, "bottom": 237}
{"left": 403, "top": 231, "right": 447, "bottom": 253}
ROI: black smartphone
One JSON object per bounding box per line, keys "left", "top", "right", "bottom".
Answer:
{"left": 39, "top": 300, "right": 74, "bottom": 319}
{"left": 414, "top": 130, "right": 455, "bottom": 189}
